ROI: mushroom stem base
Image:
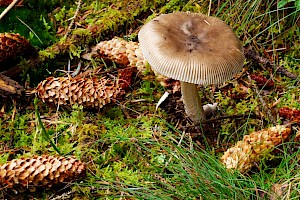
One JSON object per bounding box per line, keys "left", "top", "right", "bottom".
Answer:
{"left": 180, "top": 81, "right": 205, "bottom": 124}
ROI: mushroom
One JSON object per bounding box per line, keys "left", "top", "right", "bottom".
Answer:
{"left": 138, "top": 12, "right": 245, "bottom": 124}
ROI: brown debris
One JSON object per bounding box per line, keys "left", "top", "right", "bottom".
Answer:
{"left": 0, "top": 0, "right": 13, "bottom": 7}
{"left": 221, "top": 125, "right": 291, "bottom": 173}
{"left": 249, "top": 74, "right": 277, "bottom": 125}
{"left": 97, "top": 38, "right": 130, "bottom": 66}
{"left": 269, "top": 183, "right": 289, "bottom": 200}
{"left": 34, "top": 76, "right": 124, "bottom": 109}
{"left": 156, "top": 74, "right": 181, "bottom": 94}
{"left": 249, "top": 73, "right": 274, "bottom": 89}
{"left": 0, "top": 155, "right": 86, "bottom": 189}
{"left": 279, "top": 107, "right": 300, "bottom": 123}
{"left": 244, "top": 49, "right": 298, "bottom": 79}
{"left": 0, "top": 0, "right": 23, "bottom": 7}
{"left": 222, "top": 82, "right": 249, "bottom": 99}
{"left": 117, "top": 67, "right": 134, "bottom": 91}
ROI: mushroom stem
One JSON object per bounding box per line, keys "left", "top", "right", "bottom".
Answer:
{"left": 180, "top": 81, "right": 206, "bottom": 124}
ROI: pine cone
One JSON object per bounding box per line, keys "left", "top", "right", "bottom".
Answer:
{"left": 97, "top": 38, "right": 130, "bottom": 66}
{"left": 83, "top": 38, "right": 180, "bottom": 91}
{"left": 221, "top": 125, "right": 291, "bottom": 173}
{"left": 83, "top": 38, "right": 183, "bottom": 92}
{"left": 0, "top": 33, "right": 31, "bottom": 65}
{"left": 0, "top": 155, "right": 86, "bottom": 189}
{"left": 87, "top": 38, "right": 147, "bottom": 72}
{"left": 34, "top": 76, "right": 124, "bottom": 109}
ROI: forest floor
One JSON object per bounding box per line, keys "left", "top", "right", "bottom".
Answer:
{"left": 0, "top": 0, "right": 299, "bottom": 199}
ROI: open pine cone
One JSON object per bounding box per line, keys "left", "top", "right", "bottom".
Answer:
{"left": 0, "top": 155, "right": 86, "bottom": 189}
{"left": 89, "top": 38, "right": 147, "bottom": 72}
{"left": 33, "top": 76, "right": 124, "bottom": 109}
{"left": 83, "top": 38, "right": 180, "bottom": 93}
{"left": 0, "top": 33, "right": 31, "bottom": 65}
{"left": 221, "top": 125, "right": 291, "bottom": 173}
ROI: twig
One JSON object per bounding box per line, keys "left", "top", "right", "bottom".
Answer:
{"left": 248, "top": 75, "right": 277, "bottom": 125}
{"left": 0, "top": 0, "right": 19, "bottom": 20}
{"left": 0, "top": 64, "right": 23, "bottom": 78}
{"left": 199, "top": 113, "right": 257, "bottom": 124}
{"left": 64, "top": 0, "right": 82, "bottom": 37}
{"left": 208, "top": 0, "right": 212, "bottom": 16}
{"left": 244, "top": 48, "right": 298, "bottom": 79}
{"left": 49, "top": 190, "right": 74, "bottom": 200}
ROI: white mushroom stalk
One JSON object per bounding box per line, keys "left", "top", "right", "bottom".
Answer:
{"left": 138, "top": 12, "right": 245, "bottom": 124}
{"left": 181, "top": 82, "right": 205, "bottom": 122}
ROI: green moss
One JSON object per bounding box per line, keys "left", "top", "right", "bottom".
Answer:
{"left": 0, "top": 4, "right": 57, "bottom": 48}
{"left": 277, "top": 88, "right": 300, "bottom": 109}
{"left": 102, "top": 161, "right": 143, "bottom": 185}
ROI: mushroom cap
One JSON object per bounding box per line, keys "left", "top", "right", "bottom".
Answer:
{"left": 138, "top": 12, "right": 245, "bottom": 85}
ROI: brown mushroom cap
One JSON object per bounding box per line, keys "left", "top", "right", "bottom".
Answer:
{"left": 138, "top": 12, "right": 245, "bottom": 85}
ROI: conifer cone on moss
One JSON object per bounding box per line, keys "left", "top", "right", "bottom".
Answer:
{"left": 0, "top": 155, "right": 86, "bottom": 189}
{"left": 221, "top": 125, "right": 291, "bottom": 173}
{"left": 0, "top": 33, "right": 31, "bottom": 65}
{"left": 91, "top": 38, "right": 147, "bottom": 72}
{"left": 83, "top": 38, "right": 180, "bottom": 93}
{"left": 34, "top": 76, "right": 124, "bottom": 109}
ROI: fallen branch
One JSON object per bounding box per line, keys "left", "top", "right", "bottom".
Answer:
{"left": 182, "top": 113, "right": 258, "bottom": 125}
{"left": 244, "top": 49, "right": 298, "bottom": 79}
{"left": 0, "top": 0, "right": 19, "bottom": 20}
{"left": 64, "top": 0, "right": 82, "bottom": 37}
{"left": 248, "top": 74, "right": 277, "bottom": 125}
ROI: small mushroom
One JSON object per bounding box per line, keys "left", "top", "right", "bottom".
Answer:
{"left": 138, "top": 12, "right": 245, "bottom": 123}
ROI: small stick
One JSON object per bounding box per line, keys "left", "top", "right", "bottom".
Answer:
{"left": 0, "top": 0, "right": 19, "bottom": 20}
{"left": 244, "top": 49, "right": 298, "bottom": 79}
{"left": 201, "top": 113, "right": 256, "bottom": 124}
{"left": 207, "top": 0, "right": 212, "bottom": 16}
{"left": 248, "top": 75, "right": 277, "bottom": 125}
{"left": 64, "top": 0, "right": 82, "bottom": 37}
